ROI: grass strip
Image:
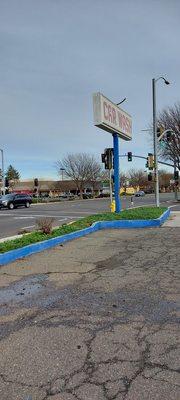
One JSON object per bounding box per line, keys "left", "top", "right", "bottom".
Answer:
{"left": 0, "top": 207, "right": 167, "bottom": 254}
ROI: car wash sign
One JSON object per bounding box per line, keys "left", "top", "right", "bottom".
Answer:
{"left": 93, "top": 92, "right": 132, "bottom": 140}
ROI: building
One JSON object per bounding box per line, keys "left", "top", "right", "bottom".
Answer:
{"left": 6, "top": 179, "right": 103, "bottom": 197}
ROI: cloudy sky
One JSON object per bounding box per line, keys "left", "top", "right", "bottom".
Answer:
{"left": 0, "top": 0, "right": 179, "bottom": 179}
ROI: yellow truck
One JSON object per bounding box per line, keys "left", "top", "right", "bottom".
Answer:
{"left": 120, "top": 186, "right": 139, "bottom": 195}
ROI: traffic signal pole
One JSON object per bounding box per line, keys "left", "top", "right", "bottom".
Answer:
{"left": 109, "top": 169, "right": 113, "bottom": 204}
{"left": 113, "top": 133, "right": 121, "bottom": 212}
{"left": 0, "top": 149, "right": 5, "bottom": 196}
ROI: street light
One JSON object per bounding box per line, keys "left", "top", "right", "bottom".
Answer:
{"left": 60, "top": 167, "right": 65, "bottom": 181}
{"left": 117, "top": 97, "right": 127, "bottom": 106}
{"left": 152, "top": 76, "right": 170, "bottom": 207}
{"left": 0, "top": 148, "right": 5, "bottom": 195}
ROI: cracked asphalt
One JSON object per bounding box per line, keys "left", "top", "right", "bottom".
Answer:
{"left": 0, "top": 225, "right": 179, "bottom": 399}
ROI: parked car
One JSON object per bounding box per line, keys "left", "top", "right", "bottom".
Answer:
{"left": 134, "top": 191, "right": 145, "bottom": 197}
{"left": 96, "top": 193, "right": 110, "bottom": 198}
{"left": 82, "top": 193, "right": 93, "bottom": 199}
{"left": 0, "top": 193, "right": 32, "bottom": 210}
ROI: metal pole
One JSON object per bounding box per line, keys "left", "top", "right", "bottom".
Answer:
{"left": 109, "top": 168, "right": 112, "bottom": 204}
{"left": 119, "top": 153, "right": 174, "bottom": 168}
{"left": 152, "top": 78, "right": 160, "bottom": 207}
{"left": 113, "top": 133, "right": 121, "bottom": 212}
{"left": 174, "top": 161, "right": 178, "bottom": 201}
{"left": 0, "top": 149, "right": 5, "bottom": 196}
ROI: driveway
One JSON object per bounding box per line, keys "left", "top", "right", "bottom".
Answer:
{"left": 0, "top": 225, "right": 179, "bottom": 399}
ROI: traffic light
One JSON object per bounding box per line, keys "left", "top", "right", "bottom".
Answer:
{"left": 157, "top": 126, "right": 164, "bottom": 139}
{"left": 148, "top": 173, "right": 153, "bottom": 181}
{"left": 148, "top": 153, "right": 154, "bottom": 170}
{"left": 34, "top": 178, "right": 39, "bottom": 187}
{"left": 166, "top": 131, "right": 172, "bottom": 142}
{"left": 101, "top": 148, "right": 113, "bottom": 169}
{"left": 5, "top": 177, "right": 9, "bottom": 188}
{"left": 127, "top": 152, "right": 132, "bottom": 162}
{"left": 174, "top": 171, "right": 179, "bottom": 181}
{"left": 101, "top": 153, "right": 106, "bottom": 163}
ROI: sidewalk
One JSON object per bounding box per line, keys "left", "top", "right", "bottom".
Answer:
{"left": 0, "top": 225, "right": 179, "bottom": 400}
{"left": 163, "top": 211, "right": 180, "bottom": 227}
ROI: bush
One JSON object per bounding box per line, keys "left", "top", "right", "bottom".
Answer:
{"left": 36, "top": 217, "right": 55, "bottom": 234}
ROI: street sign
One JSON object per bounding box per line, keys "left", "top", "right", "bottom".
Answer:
{"left": 93, "top": 92, "right": 132, "bottom": 140}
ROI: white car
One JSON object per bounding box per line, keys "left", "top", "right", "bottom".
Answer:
{"left": 135, "top": 191, "right": 145, "bottom": 197}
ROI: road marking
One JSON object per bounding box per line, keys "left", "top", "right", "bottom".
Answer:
{"left": 14, "top": 216, "right": 34, "bottom": 219}
{"left": 0, "top": 213, "right": 18, "bottom": 216}
{"left": 58, "top": 216, "right": 84, "bottom": 221}
{"left": 13, "top": 213, "right": 94, "bottom": 219}
{"left": 57, "top": 218, "right": 68, "bottom": 222}
{"left": 22, "top": 225, "right": 36, "bottom": 229}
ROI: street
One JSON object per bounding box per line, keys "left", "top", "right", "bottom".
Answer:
{"left": 0, "top": 223, "right": 179, "bottom": 399}
{"left": 0, "top": 193, "right": 179, "bottom": 239}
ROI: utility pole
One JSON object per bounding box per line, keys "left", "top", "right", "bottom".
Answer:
{"left": 60, "top": 167, "right": 65, "bottom": 181}
{"left": 174, "top": 161, "right": 178, "bottom": 201}
{"left": 0, "top": 148, "right": 5, "bottom": 195}
{"left": 152, "top": 78, "right": 159, "bottom": 207}
{"left": 152, "top": 76, "right": 170, "bottom": 207}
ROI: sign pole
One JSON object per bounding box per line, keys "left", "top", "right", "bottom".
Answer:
{"left": 113, "top": 133, "right": 121, "bottom": 212}
{"left": 109, "top": 168, "right": 113, "bottom": 204}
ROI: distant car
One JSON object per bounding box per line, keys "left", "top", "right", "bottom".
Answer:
{"left": 82, "top": 193, "right": 93, "bottom": 199}
{"left": 0, "top": 193, "right": 32, "bottom": 210}
{"left": 134, "top": 191, "right": 145, "bottom": 197}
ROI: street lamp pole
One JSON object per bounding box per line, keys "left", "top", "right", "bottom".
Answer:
{"left": 152, "top": 76, "right": 170, "bottom": 207}
{"left": 60, "top": 167, "right": 65, "bottom": 181}
{"left": 152, "top": 78, "right": 159, "bottom": 207}
{"left": 0, "top": 148, "right": 5, "bottom": 196}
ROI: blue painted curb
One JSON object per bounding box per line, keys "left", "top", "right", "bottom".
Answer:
{"left": 0, "top": 209, "right": 170, "bottom": 266}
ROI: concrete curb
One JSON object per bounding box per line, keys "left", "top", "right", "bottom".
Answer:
{"left": 0, "top": 209, "right": 170, "bottom": 266}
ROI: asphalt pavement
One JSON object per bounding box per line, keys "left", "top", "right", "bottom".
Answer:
{"left": 0, "top": 224, "right": 179, "bottom": 399}
{"left": 0, "top": 192, "right": 179, "bottom": 239}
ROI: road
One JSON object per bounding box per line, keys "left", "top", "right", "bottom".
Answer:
{"left": 0, "top": 224, "right": 179, "bottom": 399}
{"left": 0, "top": 193, "right": 179, "bottom": 239}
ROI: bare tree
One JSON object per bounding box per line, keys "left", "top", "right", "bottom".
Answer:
{"left": 159, "top": 169, "right": 173, "bottom": 190}
{"left": 128, "top": 168, "right": 147, "bottom": 187}
{"left": 56, "top": 153, "right": 102, "bottom": 198}
{"left": 157, "top": 103, "right": 180, "bottom": 170}
{"left": 120, "top": 172, "right": 127, "bottom": 188}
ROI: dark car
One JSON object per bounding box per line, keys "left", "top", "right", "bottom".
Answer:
{"left": 82, "top": 193, "right": 93, "bottom": 199}
{"left": 134, "top": 190, "right": 145, "bottom": 197}
{"left": 0, "top": 193, "right": 32, "bottom": 210}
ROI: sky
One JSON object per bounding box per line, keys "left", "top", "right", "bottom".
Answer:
{"left": 0, "top": 0, "right": 180, "bottom": 180}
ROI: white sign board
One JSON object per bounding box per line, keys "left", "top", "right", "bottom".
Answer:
{"left": 93, "top": 92, "right": 132, "bottom": 141}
